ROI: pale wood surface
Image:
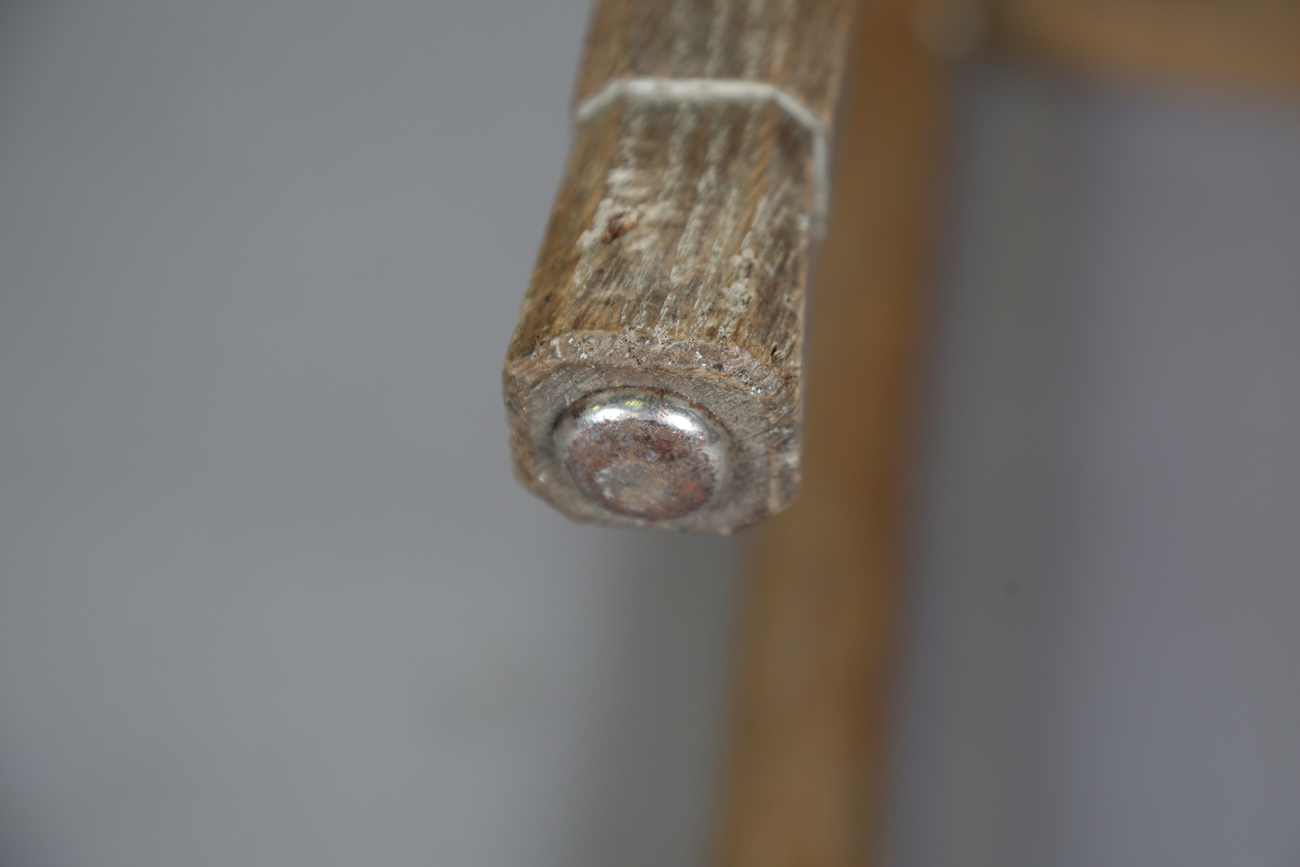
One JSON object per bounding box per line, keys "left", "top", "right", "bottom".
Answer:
{"left": 715, "top": 0, "right": 949, "bottom": 863}
{"left": 576, "top": 0, "right": 854, "bottom": 125}
{"left": 504, "top": 0, "right": 857, "bottom": 532}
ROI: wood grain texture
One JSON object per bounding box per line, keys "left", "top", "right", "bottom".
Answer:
{"left": 715, "top": 0, "right": 949, "bottom": 863}
{"left": 504, "top": 0, "right": 856, "bottom": 532}
{"left": 990, "top": 0, "right": 1300, "bottom": 92}
{"left": 577, "top": 0, "right": 854, "bottom": 126}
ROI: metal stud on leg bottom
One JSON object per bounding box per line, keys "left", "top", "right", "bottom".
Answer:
{"left": 553, "top": 388, "right": 733, "bottom": 521}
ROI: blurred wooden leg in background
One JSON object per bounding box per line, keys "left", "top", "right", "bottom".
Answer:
{"left": 989, "top": 0, "right": 1300, "bottom": 93}
{"left": 715, "top": 1, "right": 951, "bottom": 865}
{"left": 715, "top": 1, "right": 1300, "bottom": 865}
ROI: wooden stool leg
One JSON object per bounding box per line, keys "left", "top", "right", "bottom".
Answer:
{"left": 715, "top": 2, "right": 950, "bottom": 865}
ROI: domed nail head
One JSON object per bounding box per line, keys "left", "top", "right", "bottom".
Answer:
{"left": 554, "top": 389, "right": 732, "bottom": 522}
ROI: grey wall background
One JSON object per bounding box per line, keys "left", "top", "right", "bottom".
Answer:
{"left": 890, "top": 66, "right": 1300, "bottom": 867}
{"left": 0, "top": 2, "right": 738, "bottom": 866}
{"left": 3, "top": 2, "right": 1300, "bottom": 866}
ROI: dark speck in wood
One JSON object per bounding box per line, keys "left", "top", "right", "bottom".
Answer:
{"left": 600, "top": 210, "right": 639, "bottom": 243}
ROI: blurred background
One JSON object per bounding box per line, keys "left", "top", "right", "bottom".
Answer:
{"left": 1, "top": 1, "right": 1298, "bottom": 866}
